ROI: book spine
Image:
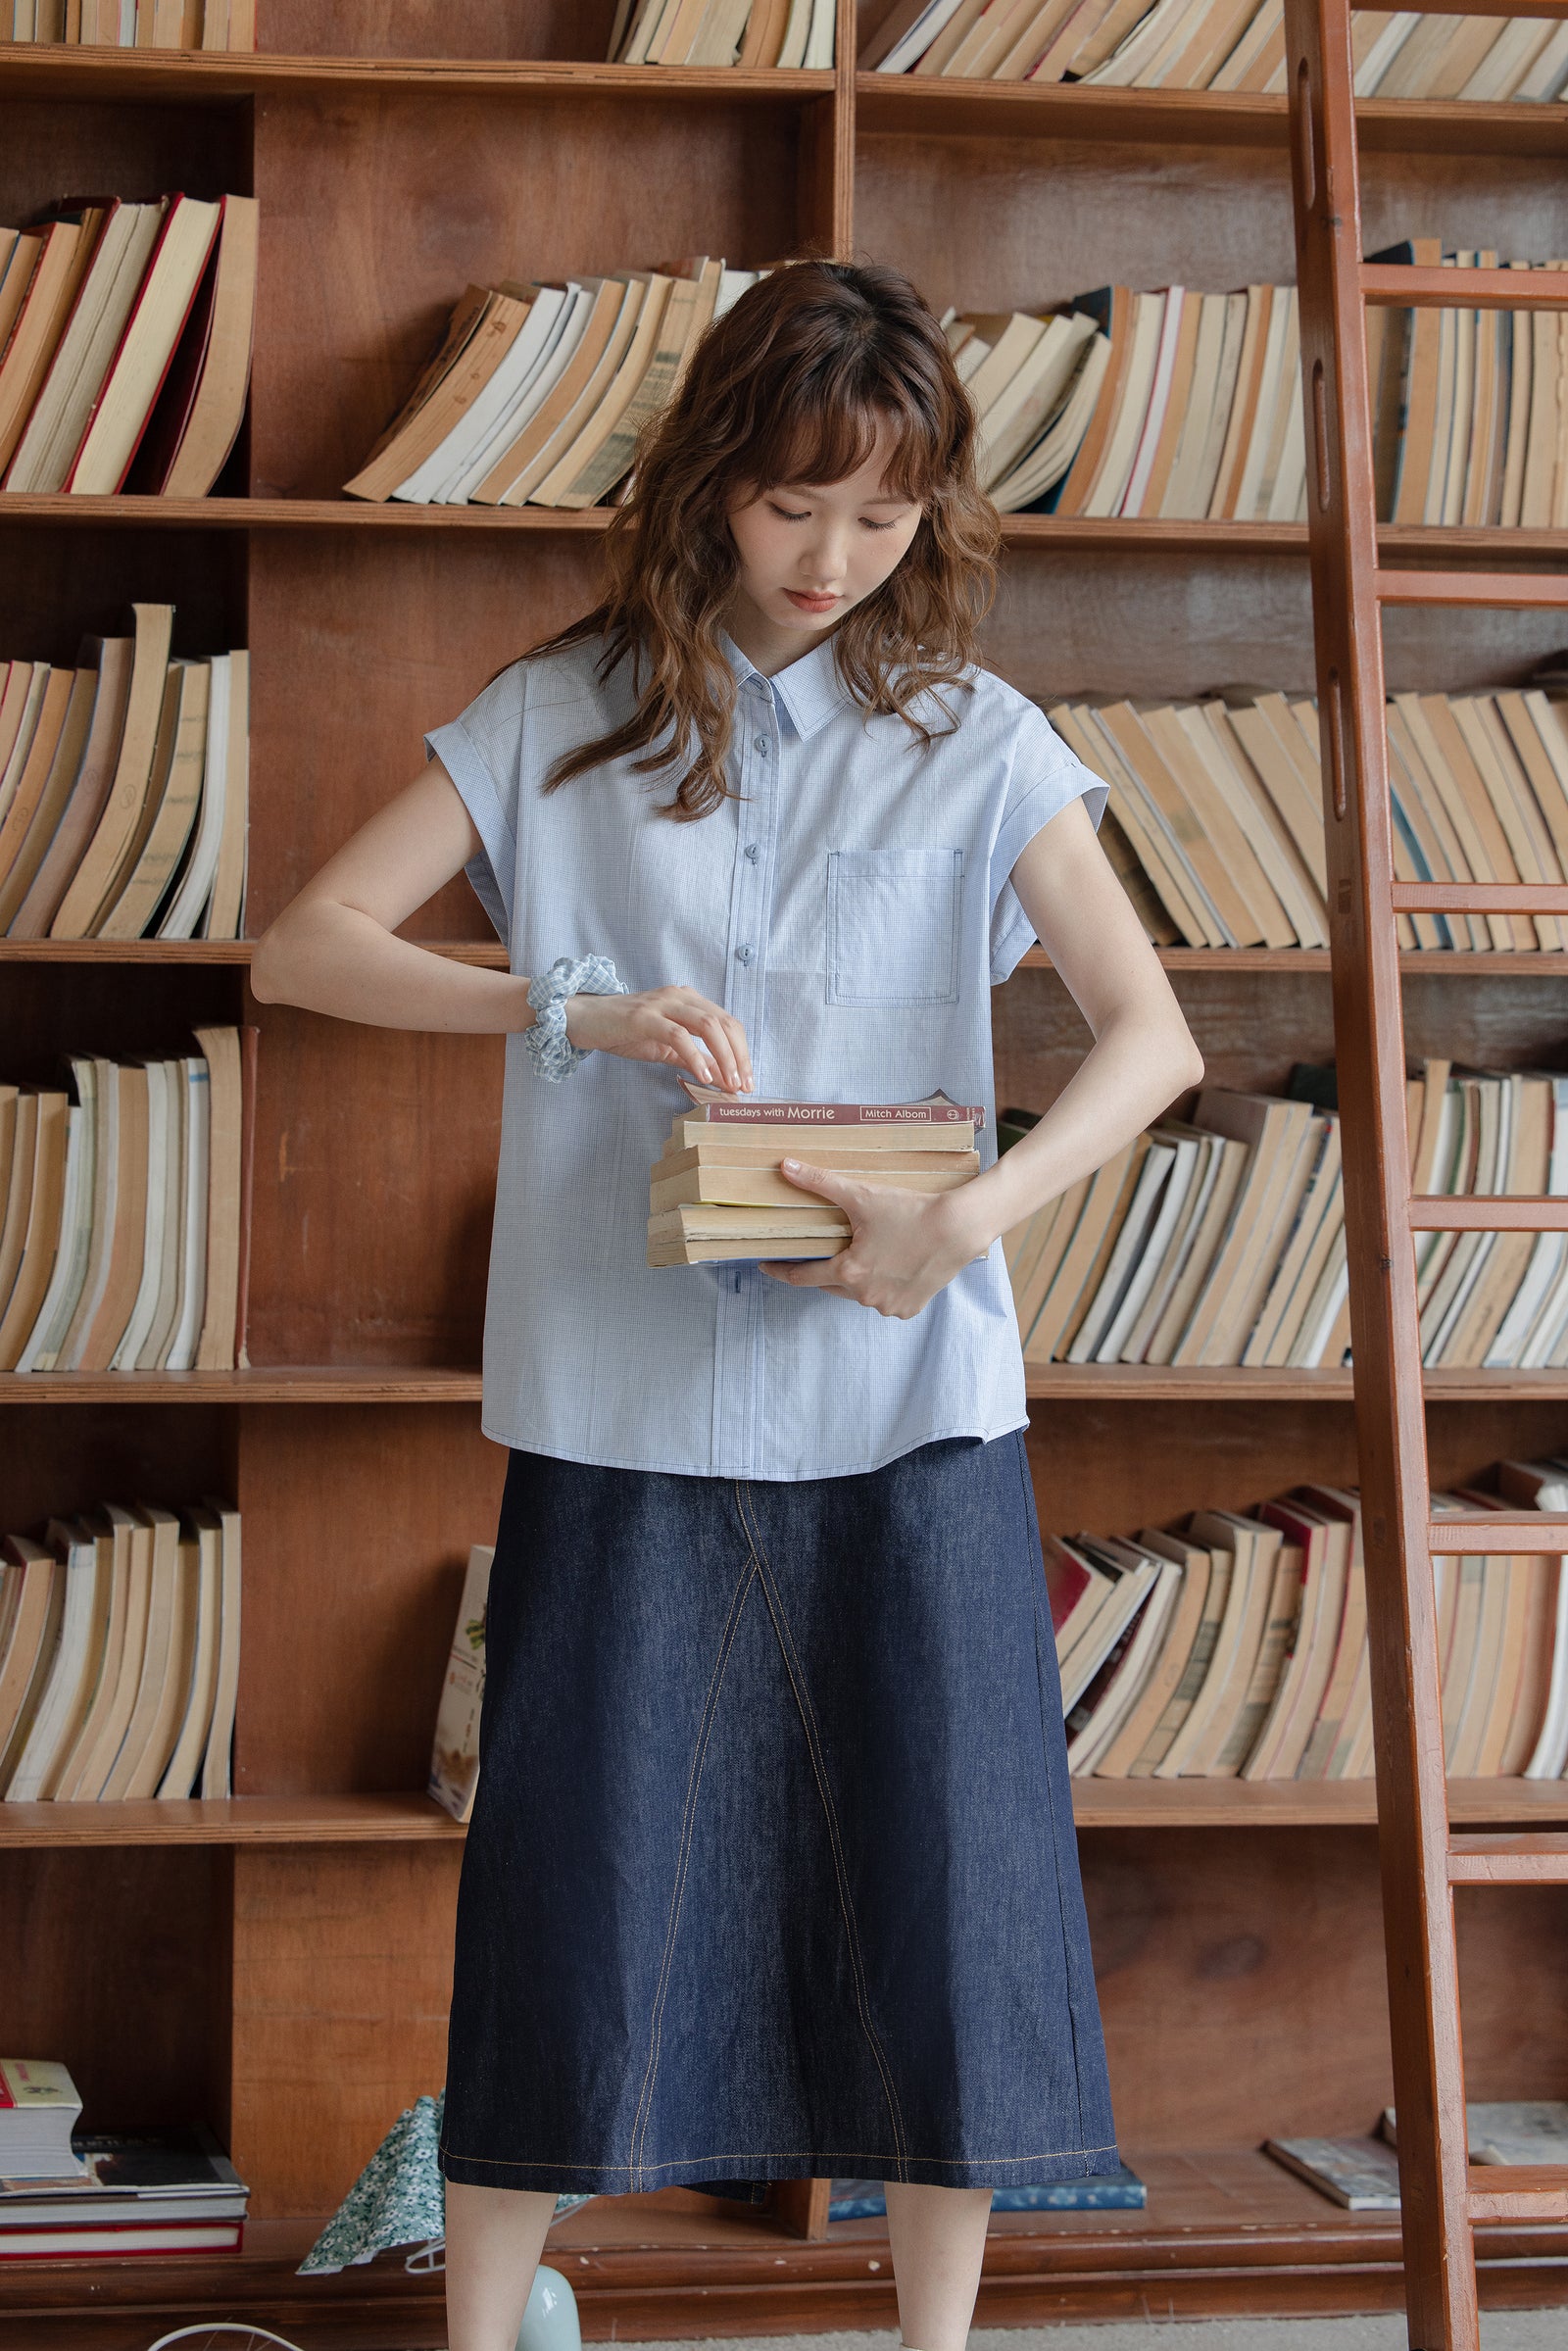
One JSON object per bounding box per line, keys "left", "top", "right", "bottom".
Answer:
{"left": 693, "top": 1101, "right": 986, "bottom": 1125}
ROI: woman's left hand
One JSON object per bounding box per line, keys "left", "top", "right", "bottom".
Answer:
{"left": 760, "top": 1158, "right": 992, "bottom": 1318}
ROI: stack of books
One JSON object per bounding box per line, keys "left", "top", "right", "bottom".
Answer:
{"left": 1266, "top": 2099, "right": 1568, "bottom": 2210}
{"left": 1004, "top": 1060, "right": 1568, "bottom": 1373}
{"left": 1052, "top": 1459, "right": 1568, "bottom": 1783}
{"left": 0, "top": 1024, "right": 256, "bottom": 1375}
{"left": 0, "top": 192, "right": 256, "bottom": 496}
{"left": 4, "top": 3, "right": 255, "bottom": 48}
{"left": 345, "top": 259, "right": 762, "bottom": 509}
{"left": 0, "top": 603, "right": 248, "bottom": 942}
{"left": 648, "top": 1084, "right": 983, "bottom": 1267}
{"left": 1052, "top": 683, "right": 1568, "bottom": 955}
{"left": 0, "top": 2063, "right": 248, "bottom": 2258}
{"left": 0, "top": 1497, "right": 241, "bottom": 1801}
{"left": 949, "top": 250, "right": 1568, "bottom": 519}
{"left": 862, "top": 0, "right": 1568, "bottom": 103}
{"left": 610, "top": 0, "right": 835, "bottom": 65}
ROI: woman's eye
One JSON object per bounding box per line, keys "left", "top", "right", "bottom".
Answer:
{"left": 768, "top": 502, "right": 810, "bottom": 522}
{"left": 860, "top": 516, "right": 899, "bottom": 532}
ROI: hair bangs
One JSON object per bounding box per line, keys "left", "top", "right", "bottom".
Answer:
{"left": 750, "top": 354, "right": 946, "bottom": 505}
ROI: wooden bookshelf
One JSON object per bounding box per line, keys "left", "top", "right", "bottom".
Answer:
{"left": 4, "top": 0, "right": 1568, "bottom": 2334}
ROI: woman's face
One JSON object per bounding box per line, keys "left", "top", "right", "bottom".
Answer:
{"left": 725, "top": 418, "right": 924, "bottom": 660}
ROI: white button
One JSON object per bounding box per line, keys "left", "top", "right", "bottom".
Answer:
{"left": 735, "top": 943, "right": 754, "bottom": 966}
{"left": 744, "top": 842, "right": 760, "bottom": 862}
{"left": 754, "top": 735, "right": 769, "bottom": 755}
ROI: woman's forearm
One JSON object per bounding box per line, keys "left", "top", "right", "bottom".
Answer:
{"left": 962, "top": 1003, "right": 1204, "bottom": 1249}
{"left": 250, "top": 900, "right": 534, "bottom": 1034}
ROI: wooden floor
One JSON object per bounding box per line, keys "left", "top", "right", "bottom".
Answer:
{"left": 6, "top": 2150, "right": 1568, "bottom": 2348}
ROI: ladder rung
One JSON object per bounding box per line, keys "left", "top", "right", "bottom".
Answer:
{"left": 1409, "top": 1197, "right": 1568, "bottom": 1232}
{"left": 1377, "top": 571, "right": 1568, "bottom": 611}
{"left": 1448, "top": 1834, "right": 1568, "bottom": 1885}
{"left": 1390, "top": 881, "right": 1568, "bottom": 914}
{"left": 1468, "top": 2166, "right": 1568, "bottom": 2224}
{"left": 1362, "top": 265, "right": 1568, "bottom": 313}
{"left": 1429, "top": 1516, "right": 1568, "bottom": 1553}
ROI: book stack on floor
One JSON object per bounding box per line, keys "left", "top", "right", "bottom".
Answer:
{"left": 862, "top": 0, "right": 1568, "bottom": 102}
{"left": 947, "top": 249, "right": 1568, "bottom": 517}
{"left": 0, "top": 192, "right": 256, "bottom": 495}
{"left": 648, "top": 1084, "right": 983, "bottom": 1266}
{"left": 0, "top": 1024, "right": 256, "bottom": 1374}
{"left": 1003, "top": 1058, "right": 1568, "bottom": 1373}
{"left": 1050, "top": 1455, "right": 1568, "bottom": 1782}
{"left": 610, "top": 0, "right": 835, "bottom": 66}
{"left": 1266, "top": 2100, "right": 1568, "bottom": 2210}
{"left": 0, "top": 1496, "right": 241, "bottom": 1801}
{"left": 0, "top": 2065, "right": 248, "bottom": 2258}
{"left": 344, "top": 259, "right": 762, "bottom": 509}
{"left": 0, "top": 603, "right": 248, "bottom": 941}
{"left": 1054, "top": 683, "right": 1568, "bottom": 954}
{"left": 4, "top": 2, "right": 255, "bottom": 48}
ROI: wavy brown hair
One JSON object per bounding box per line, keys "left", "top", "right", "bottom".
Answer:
{"left": 531, "top": 258, "right": 1000, "bottom": 820}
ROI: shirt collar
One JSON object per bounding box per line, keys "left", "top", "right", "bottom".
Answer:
{"left": 718, "top": 628, "right": 854, "bottom": 741}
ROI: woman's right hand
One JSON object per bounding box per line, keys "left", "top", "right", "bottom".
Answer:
{"left": 563, "top": 985, "right": 754, "bottom": 1095}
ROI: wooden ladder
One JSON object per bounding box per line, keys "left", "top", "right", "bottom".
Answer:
{"left": 1281, "top": 0, "right": 1568, "bottom": 2340}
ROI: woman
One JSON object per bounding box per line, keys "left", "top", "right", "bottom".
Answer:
{"left": 252, "top": 257, "right": 1202, "bottom": 2351}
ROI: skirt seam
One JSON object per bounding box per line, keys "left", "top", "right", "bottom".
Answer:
{"left": 1022, "top": 1428, "right": 1089, "bottom": 2154}
{"left": 627, "top": 1542, "right": 760, "bottom": 2190}
{"left": 735, "top": 1478, "right": 911, "bottom": 2180}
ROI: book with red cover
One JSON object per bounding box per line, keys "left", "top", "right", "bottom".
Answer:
{"left": 61, "top": 192, "right": 221, "bottom": 493}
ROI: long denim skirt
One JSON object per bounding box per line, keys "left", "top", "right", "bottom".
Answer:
{"left": 438, "top": 1428, "right": 1119, "bottom": 2196}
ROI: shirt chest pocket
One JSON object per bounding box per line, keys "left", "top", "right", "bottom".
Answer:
{"left": 824, "top": 847, "right": 963, "bottom": 1007}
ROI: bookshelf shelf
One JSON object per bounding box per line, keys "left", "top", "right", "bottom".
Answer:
{"left": 1024, "top": 1366, "right": 1568, "bottom": 1399}
{"left": 0, "top": 49, "right": 837, "bottom": 102}
{"left": 0, "top": 1367, "right": 482, "bottom": 1402}
{"left": 1, "top": 498, "right": 1565, "bottom": 570}
{"left": 5, "top": 1778, "right": 1568, "bottom": 1850}
{"left": 855, "top": 73, "right": 1568, "bottom": 162}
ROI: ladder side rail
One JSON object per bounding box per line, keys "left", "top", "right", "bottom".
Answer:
{"left": 1281, "top": 2, "right": 1474, "bottom": 2342}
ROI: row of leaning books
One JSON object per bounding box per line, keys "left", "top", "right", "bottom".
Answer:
{"left": 1050, "top": 1459, "right": 1568, "bottom": 1783}
{"left": 345, "top": 259, "right": 763, "bottom": 508}
{"left": 0, "top": 1496, "right": 241, "bottom": 1802}
{"left": 611, "top": 0, "right": 836, "bottom": 66}
{"left": 0, "top": 192, "right": 256, "bottom": 497}
{"left": 0, "top": 1027, "right": 255, "bottom": 1375}
{"left": 4, "top": 1, "right": 253, "bottom": 46}
{"left": 1050, "top": 682, "right": 1568, "bottom": 955}
{"left": 862, "top": 0, "right": 1568, "bottom": 102}
{"left": 955, "top": 250, "right": 1568, "bottom": 520}
{"left": 0, "top": 2062, "right": 248, "bottom": 2260}
{"left": 0, "top": 604, "right": 248, "bottom": 941}
{"left": 1003, "top": 1061, "right": 1568, "bottom": 1374}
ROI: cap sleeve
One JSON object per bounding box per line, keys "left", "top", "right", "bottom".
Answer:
{"left": 423, "top": 661, "right": 525, "bottom": 949}
{"left": 989, "top": 699, "right": 1109, "bottom": 985}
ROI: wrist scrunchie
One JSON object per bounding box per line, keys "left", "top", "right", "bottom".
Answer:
{"left": 523, "top": 954, "right": 629, "bottom": 1081}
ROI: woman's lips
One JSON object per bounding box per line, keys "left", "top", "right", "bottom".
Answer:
{"left": 785, "top": 589, "right": 840, "bottom": 613}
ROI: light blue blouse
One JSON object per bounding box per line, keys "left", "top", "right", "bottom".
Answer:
{"left": 426, "top": 629, "right": 1106, "bottom": 1480}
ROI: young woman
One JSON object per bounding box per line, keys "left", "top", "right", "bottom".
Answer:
{"left": 252, "top": 258, "right": 1202, "bottom": 2351}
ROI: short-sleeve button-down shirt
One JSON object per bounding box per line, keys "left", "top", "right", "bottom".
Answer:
{"left": 425, "top": 629, "right": 1106, "bottom": 1480}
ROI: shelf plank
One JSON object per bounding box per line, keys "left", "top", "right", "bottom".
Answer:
{"left": 5, "top": 1780, "right": 1567, "bottom": 1847}
{"left": 2, "top": 2147, "right": 1564, "bottom": 2340}
{"left": 0, "top": 49, "right": 835, "bottom": 101}
{"left": 855, "top": 73, "right": 1568, "bottom": 160}
{"left": 0, "top": 1366, "right": 482, "bottom": 1402}
{"left": 2, "top": 496, "right": 1565, "bottom": 568}
{"left": 9, "top": 1364, "right": 1568, "bottom": 1404}
{"left": 3, "top": 940, "right": 1566, "bottom": 975}
{"left": 0, "top": 1792, "right": 464, "bottom": 1847}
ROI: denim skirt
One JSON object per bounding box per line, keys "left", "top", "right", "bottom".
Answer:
{"left": 438, "top": 1428, "right": 1118, "bottom": 2196}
